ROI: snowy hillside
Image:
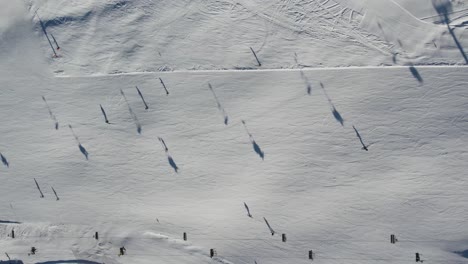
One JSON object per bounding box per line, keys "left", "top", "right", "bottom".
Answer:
{"left": 16, "top": 0, "right": 468, "bottom": 75}
{"left": 1, "top": 0, "right": 468, "bottom": 264}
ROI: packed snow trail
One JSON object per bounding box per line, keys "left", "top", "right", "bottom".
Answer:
{"left": 1, "top": 66, "right": 468, "bottom": 264}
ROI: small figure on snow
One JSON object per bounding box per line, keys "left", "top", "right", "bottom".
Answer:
{"left": 29, "top": 247, "right": 37, "bottom": 255}
{"left": 119, "top": 246, "right": 126, "bottom": 256}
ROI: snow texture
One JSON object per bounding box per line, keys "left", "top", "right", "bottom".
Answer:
{"left": 1, "top": 0, "right": 468, "bottom": 264}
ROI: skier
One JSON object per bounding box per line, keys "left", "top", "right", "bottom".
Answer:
{"left": 119, "top": 246, "right": 126, "bottom": 256}
{"left": 30, "top": 247, "right": 37, "bottom": 255}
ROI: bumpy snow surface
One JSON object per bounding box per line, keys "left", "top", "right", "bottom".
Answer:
{"left": 1, "top": 0, "right": 468, "bottom": 264}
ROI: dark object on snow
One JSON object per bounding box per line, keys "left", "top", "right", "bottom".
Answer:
{"left": 210, "top": 249, "right": 217, "bottom": 258}
{"left": 34, "top": 10, "right": 57, "bottom": 57}
{"left": 309, "top": 250, "right": 314, "bottom": 260}
{"left": 119, "top": 247, "right": 126, "bottom": 256}
{"left": 208, "top": 83, "right": 229, "bottom": 125}
{"left": 252, "top": 140, "right": 264, "bottom": 160}
{"left": 183, "top": 232, "right": 187, "bottom": 241}
{"left": 390, "top": 234, "right": 398, "bottom": 244}
{"left": 332, "top": 106, "right": 344, "bottom": 126}
{"left": 136, "top": 86, "right": 149, "bottom": 110}
{"left": 282, "top": 233, "right": 287, "bottom": 242}
{"left": 168, "top": 155, "right": 178, "bottom": 173}
{"left": 416, "top": 252, "right": 422, "bottom": 262}
{"left": 244, "top": 202, "right": 252, "bottom": 218}
{"left": 242, "top": 120, "right": 265, "bottom": 160}
{"left": 158, "top": 137, "right": 168, "bottom": 152}
{"left": 353, "top": 125, "right": 369, "bottom": 151}
{"left": 159, "top": 78, "right": 169, "bottom": 95}
{"left": 100, "top": 104, "right": 109, "bottom": 124}
{"left": 250, "top": 47, "right": 261, "bottom": 66}
{"left": 94, "top": 232, "right": 99, "bottom": 240}
{"left": 263, "top": 217, "right": 275, "bottom": 236}
{"left": 42, "top": 96, "right": 59, "bottom": 129}
{"left": 79, "top": 144, "right": 89, "bottom": 160}
{"left": 120, "top": 89, "right": 142, "bottom": 134}
{"left": 51, "top": 187, "right": 59, "bottom": 201}
{"left": 319, "top": 82, "right": 345, "bottom": 126}
{"left": 0, "top": 153, "right": 9, "bottom": 168}
{"left": 34, "top": 178, "right": 44, "bottom": 198}
{"left": 30, "top": 247, "right": 37, "bottom": 255}
{"left": 50, "top": 33, "right": 60, "bottom": 50}
{"left": 409, "top": 65, "right": 423, "bottom": 83}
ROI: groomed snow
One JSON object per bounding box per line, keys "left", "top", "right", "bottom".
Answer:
{"left": 1, "top": 1, "right": 468, "bottom": 264}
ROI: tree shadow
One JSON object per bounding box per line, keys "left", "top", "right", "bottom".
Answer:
{"left": 209, "top": 83, "right": 229, "bottom": 125}
{"left": 35, "top": 11, "right": 57, "bottom": 57}
{"left": 300, "top": 71, "right": 312, "bottom": 95}
{"left": 0, "top": 220, "right": 21, "bottom": 224}
{"left": 320, "top": 82, "right": 344, "bottom": 126}
{"left": 79, "top": 144, "right": 88, "bottom": 160}
{"left": 42, "top": 96, "right": 59, "bottom": 130}
{"left": 242, "top": 121, "right": 265, "bottom": 160}
{"left": 1, "top": 153, "right": 9, "bottom": 168}
{"left": 332, "top": 107, "right": 344, "bottom": 126}
{"left": 455, "top": 250, "right": 468, "bottom": 258}
{"left": 252, "top": 140, "right": 265, "bottom": 160}
{"left": 409, "top": 65, "right": 423, "bottom": 83}
{"left": 35, "top": 260, "right": 102, "bottom": 264}
{"left": 432, "top": 0, "right": 468, "bottom": 64}
{"left": 121, "top": 89, "right": 142, "bottom": 134}
{"left": 167, "top": 155, "right": 178, "bottom": 173}
{"left": 69, "top": 125, "right": 89, "bottom": 160}
{"left": 392, "top": 52, "right": 398, "bottom": 64}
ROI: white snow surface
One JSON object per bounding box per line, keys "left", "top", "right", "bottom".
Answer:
{"left": 13, "top": 0, "right": 468, "bottom": 75}
{"left": 1, "top": 0, "right": 468, "bottom": 264}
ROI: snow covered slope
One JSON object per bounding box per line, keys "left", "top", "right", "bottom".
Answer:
{"left": 23, "top": 0, "right": 468, "bottom": 75}
{"left": 1, "top": 1, "right": 468, "bottom": 264}
{"left": 1, "top": 65, "right": 468, "bottom": 263}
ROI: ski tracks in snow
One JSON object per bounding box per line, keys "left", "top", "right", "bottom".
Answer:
{"left": 210, "top": 0, "right": 395, "bottom": 56}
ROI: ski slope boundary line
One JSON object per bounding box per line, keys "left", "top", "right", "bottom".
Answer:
{"left": 55, "top": 65, "right": 468, "bottom": 79}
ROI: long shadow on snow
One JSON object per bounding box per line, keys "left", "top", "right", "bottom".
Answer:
{"left": 409, "top": 65, "right": 423, "bottom": 83}
{"left": 0, "top": 220, "right": 21, "bottom": 224}
{"left": 432, "top": 0, "right": 468, "bottom": 64}
{"left": 78, "top": 144, "right": 89, "bottom": 160}
{"left": 251, "top": 140, "right": 265, "bottom": 160}
{"left": 1, "top": 153, "right": 9, "bottom": 167}
{"left": 168, "top": 155, "right": 179, "bottom": 173}
{"left": 455, "top": 249, "right": 468, "bottom": 258}
{"left": 43, "top": 11, "right": 93, "bottom": 28}
{"left": 320, "top": 82, "right": 344, "bottom": 126}
{"left": 35, "top": 260, "right": 102, "bottom": 264}
{"left": 300, "top": 71, "right": 312, "bottom": 95}
{"left": 242, "top": 121, "right": 265, "bottom": 160}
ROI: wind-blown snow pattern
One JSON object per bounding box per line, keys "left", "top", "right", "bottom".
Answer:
{"left": 1, "top": 1, "right": 468, "bottom": 264}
